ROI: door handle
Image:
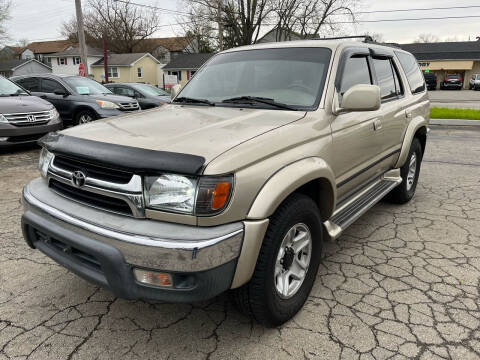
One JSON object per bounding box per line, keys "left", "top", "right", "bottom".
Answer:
{"left": 405, "top": 110, "right": 413, "bottom": 118}
{"left": 373, "top": 118, "right": 382, "bottom": 131}
{"left": 39, "top": 95, "right": 47, "bottom": 99}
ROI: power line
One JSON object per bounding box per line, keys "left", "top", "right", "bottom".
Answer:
{"left": 112, "top": 0, "right": 190, "bottom": 15}
{"left": 355, "top": 4, "right": 480, "bottom": 14}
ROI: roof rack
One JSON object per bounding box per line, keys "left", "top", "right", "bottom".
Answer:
{"left": 316, "top": 35, "right": 374, "bottom": 43}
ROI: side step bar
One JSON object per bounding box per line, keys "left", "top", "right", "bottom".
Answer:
{"left": 324, "top": 171, "right": 402, "bottom": 240}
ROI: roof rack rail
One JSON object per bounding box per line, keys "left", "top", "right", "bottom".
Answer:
{"left": 316, "top": 35, "right": 374, "bottom": 42}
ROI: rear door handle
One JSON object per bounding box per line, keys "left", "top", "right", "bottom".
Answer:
{"left": 373, "top": 118, "right": 382, "bottom": 131}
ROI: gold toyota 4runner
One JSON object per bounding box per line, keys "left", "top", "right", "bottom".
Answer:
{"left": 21, "top": 38, "right": 429, "bottom": 327}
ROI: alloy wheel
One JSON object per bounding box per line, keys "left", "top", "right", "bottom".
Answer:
{"left": 406, "top": 153, "right": 417, "bottom": 191}
{"left": 274, "top": 223, "right": 312, "bottom": 299}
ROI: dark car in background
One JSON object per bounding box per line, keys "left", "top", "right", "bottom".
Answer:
{"left": 423, "top": 72, "right": 437, "bottom": 90}
{"left": 440, "top": 73, "right": 463, "bottom": 90}
{"left": 0, "top": 75, "right": 62, "bottom": 147}
{"left": 11, "top": 74, "right": 140, "bottom": 125}
{"left": 105, "top": 83, "right": 171, "bottom": 109}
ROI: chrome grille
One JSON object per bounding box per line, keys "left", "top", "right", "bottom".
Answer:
{"left": 47, "top": 155, "right": 144, "bottom": 218}
{"left": 118, "top": 102, "right": 140, "bottom": 111}
{"left": 4, "top": 110, "right": 53, "bottom": 126}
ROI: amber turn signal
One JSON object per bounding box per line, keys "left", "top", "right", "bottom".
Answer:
{"left": 211, "top": 182, "right": 230, "bottom": 210}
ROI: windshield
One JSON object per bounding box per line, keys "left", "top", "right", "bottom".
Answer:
{"left": 177, "top": 47, "right": 331, "bottom": 110}
{"left": 64, "top": 76, "right": 112, "bottom": 95}
{"left": 0, "top": 76, "right": 28, "bottom": 96}
{"left": 133, "top": 83, "right": 169, "bottom": 96}
{"left": 446, "top": 74, "right": 460, "bottom": 78}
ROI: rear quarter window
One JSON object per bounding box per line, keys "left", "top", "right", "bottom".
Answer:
{"left": 395, "top": 52, "right": 426, "bottom": 94}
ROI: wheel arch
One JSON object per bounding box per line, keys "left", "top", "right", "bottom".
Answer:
{"left": 72, "top": 105, "right": 98, "bottom": 122}
{"left": 395, "top": 116, "right": 429, "bottom": 168}
{"left": 247, "top": 157, "right": 336, "bottom": 221}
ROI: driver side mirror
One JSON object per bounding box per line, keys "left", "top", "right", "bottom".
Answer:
{"left": 54, "top": 88, "right": 69, "bottom": 97}
{"left": 171, "top": 84, "right": 181, "bottom": 99}
{"left": 333, "top": 84, "right": 382, "bottom": 115}
{"left": 337, "top": 84, "right": 381, "bottom": 113}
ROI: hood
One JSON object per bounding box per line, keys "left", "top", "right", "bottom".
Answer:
{"left": 87, "top": 93, "right": 135, "bottom": 103}
{"left": 0, "top": 95, "right": 53, "bottom": 113}
{"left": 61, "top": 104, "right": 306, "bottom": 164}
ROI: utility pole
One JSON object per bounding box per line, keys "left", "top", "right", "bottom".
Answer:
{"left": 103, "top": 37, "right": 109, "bottom": 83}
{"left": 75, "top": 0, "right": 89, "bottom": 76}
{"left": 217, "top": 0, "right": 223, "bottom": 51}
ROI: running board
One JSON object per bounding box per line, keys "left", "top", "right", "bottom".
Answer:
{"left": 324, "top": 171, "right": 402, "bottom": 240}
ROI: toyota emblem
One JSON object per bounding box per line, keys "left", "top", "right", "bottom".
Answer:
{"left": 71, "top": 171, "right": 86, "bottom": 187}
{"left": 27, "top": 114, "right": 36, "bottom": 122}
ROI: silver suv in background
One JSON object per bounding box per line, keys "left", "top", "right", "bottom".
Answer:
{"left": 469, "top": 74, "right": 480, "bottom": 90}
{"left": 0, "top": 76, "right": 61, "bottom": 148}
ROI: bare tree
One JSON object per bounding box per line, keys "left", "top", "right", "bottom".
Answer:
{"left": 61, "top": 0, "right": 162, "bottom": 53}
{"left": 414, "top": 33, "right": 440, "bottom": 43}
{"left": 180, "top": 4, "right": 216, "bottom": 52}
{"left": 365, "top": 32, "right": 384, "bottom": 43}
{"left": 183, "top": 0, "right": 359, "bottom": 48}
{"left": 0, "top": 0, "right": 11, "bottom": 43}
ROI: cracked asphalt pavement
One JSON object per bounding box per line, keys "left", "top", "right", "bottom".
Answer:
{"left": 1, "top": 125, "right": 480, "bottom": 359}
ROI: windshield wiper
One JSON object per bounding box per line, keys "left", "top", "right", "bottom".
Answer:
{"left": 221, "top": 96, "right": 297, "bottom": 110}
{"left": 173, "top": 96, "right": 215, "bottom": 106}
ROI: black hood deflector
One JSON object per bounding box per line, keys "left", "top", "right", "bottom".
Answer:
{"left": 39, "top": 133, "right": 206, "bottom": 175}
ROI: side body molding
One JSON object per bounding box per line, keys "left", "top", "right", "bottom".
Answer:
{"left": 395, "top": 115, "right": 429, "bottom": 168}
{"left": 247, "top": 157, "right": 336, "bottom": 220}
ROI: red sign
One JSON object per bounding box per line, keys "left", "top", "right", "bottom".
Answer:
{"left": 78, "top": 63, "right": 86, "bottom": 77}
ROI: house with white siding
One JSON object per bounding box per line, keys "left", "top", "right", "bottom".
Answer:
{"left": 45, "top": 46, "right": 104, "bottom": 76}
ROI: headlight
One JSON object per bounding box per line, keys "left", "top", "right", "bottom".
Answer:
{"left": 48, "top": 108, "right": 59, "bottom": 120}
{"left": 145, "top": 174, "right": 198, "bottom": 214}
{"left": 38, "top": 148, "right": 54, "bottom": 178}
{"left": 0, "top": 114, "right": 8, "bottom": 123}
{"left": 96, "top": 100, "right": 119, "bottom": 109}
{"left": 144, "top": 174, "right": 233, "bottom": 215}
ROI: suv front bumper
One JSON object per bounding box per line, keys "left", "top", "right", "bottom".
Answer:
{"left": 22, "top": 178, "right": 244, "bottom": 302}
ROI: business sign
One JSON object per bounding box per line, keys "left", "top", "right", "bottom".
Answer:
{"left": 164, "top": 74, "right": 178, "bottom": 89}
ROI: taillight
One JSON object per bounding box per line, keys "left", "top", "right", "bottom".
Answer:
{"left": 459, "top": 78, "right": 463, "bottom": 82}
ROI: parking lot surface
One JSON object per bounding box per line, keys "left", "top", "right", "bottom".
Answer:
{"left": 1, "top": 126, "right": 480, "bottom": 360}
{"left": 429, "top": 90, "right": 480, "bottom": 109}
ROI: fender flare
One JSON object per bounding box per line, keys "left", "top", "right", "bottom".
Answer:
{"left": 395, "top": 116, "right": 428, "bottom": 168}
{"left": 247, "top": 157, "right": 336, "bottom": 221}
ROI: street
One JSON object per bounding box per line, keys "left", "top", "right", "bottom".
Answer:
{"left": 429, "top": 90, "right": 480, "bottom": 109}
{"left": 1, "top": 125, "right": 480, "bottom": 359}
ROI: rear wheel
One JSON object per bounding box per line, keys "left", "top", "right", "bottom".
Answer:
{"left": 232, "top": 193, "right": 323, "bottom": 327}
{"left": 387, "top": 138, "right": 422, "bottom": 204}
{"left": 75, "top": 109, "right": 96, "bottom": 125}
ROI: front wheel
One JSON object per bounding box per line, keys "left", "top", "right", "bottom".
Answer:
{"left": 232, "top": 193, "right": 323, "bottom": 327}
{"left": 387, "top": 138, "right": 422, "bottom": 204}
{"left": 74, "top": 109, "right": 96, "bottom": 125}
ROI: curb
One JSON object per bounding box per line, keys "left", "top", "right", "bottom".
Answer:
{"left": 430, "top": 119, "right": 480, "bottom": 126}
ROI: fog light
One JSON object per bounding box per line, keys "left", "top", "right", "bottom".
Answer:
{"left": 133, "top": 268, "right": 173, "bottom": 287}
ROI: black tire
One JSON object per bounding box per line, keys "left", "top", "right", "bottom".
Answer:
{"left": 232, "top": 193, "right": 323, "bottom": 327}
{"left": 74, "top": 109, "right": 96, "bottom": 125}
{"left": 387, "top": 138, "right": 422, "bottom": 204}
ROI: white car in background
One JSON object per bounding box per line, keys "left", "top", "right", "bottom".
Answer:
{"left": 469, "top": 74, "right": 480, "bottom": 90}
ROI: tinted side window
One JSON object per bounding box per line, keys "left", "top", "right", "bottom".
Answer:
{"left": 372, "top": 58, "right": 396, "bottom": 101}
{"left": 42, "top": 79, "right": 64, "bottom": 93}
{"left": 339, "top": 56, "right": 372, "bottom": 95}
{"left": 115, "top": 86, "right": 134, "bottom": 97}
{"left": 15, "top": 77, "right": 40, "bottom": 92}
{"left": 395, "top": 52, "right": 425, "bottom": 94}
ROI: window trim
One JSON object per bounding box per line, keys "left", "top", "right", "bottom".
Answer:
{"left": 107, "top": 66, "right": 119, "bottom": 79}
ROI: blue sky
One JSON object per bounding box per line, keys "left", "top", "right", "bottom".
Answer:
{"left": 5, "top": 0, "right": 480, "bottom": 45}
